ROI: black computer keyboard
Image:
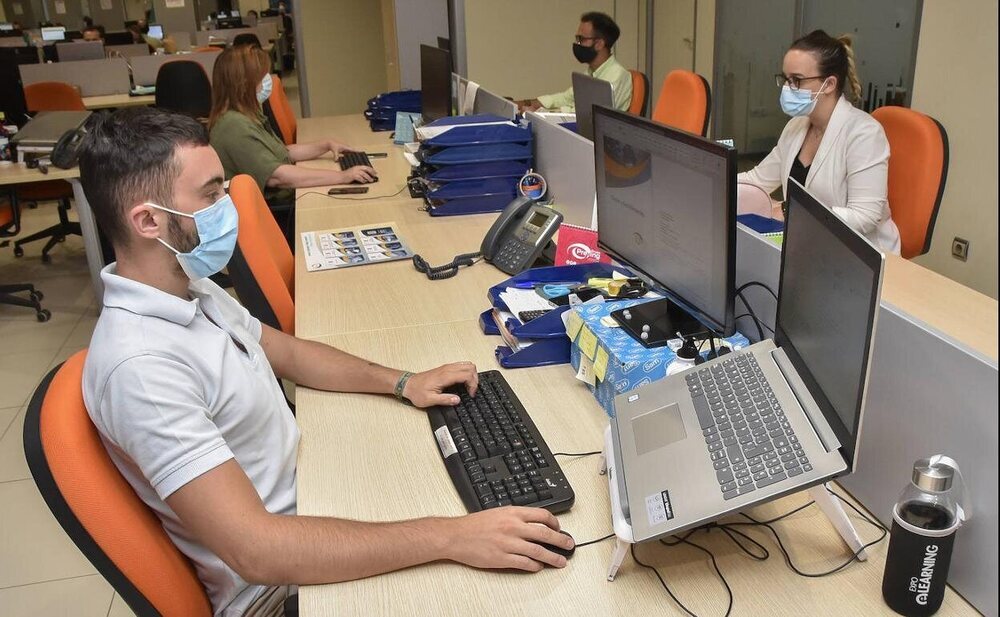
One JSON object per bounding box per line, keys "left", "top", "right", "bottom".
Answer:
{"left": 339, "top": 151, "right": 373, "bottom": 170}
{"left": 427, "top": 371, "right": 575, "bottom": 513}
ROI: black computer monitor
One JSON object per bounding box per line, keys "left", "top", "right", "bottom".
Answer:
{"left": 437, "top": 36, "right": 450, "bottom": 51}
{"left": 594, "top": 105, "right": 737, "bottom": 345}
{"left": 420, "top": 44, "right": 451, "bottom": 122}
{"left": 103, "top": 30, "right": 134, "bottom": 45}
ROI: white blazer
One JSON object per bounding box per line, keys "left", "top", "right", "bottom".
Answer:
{"left": 738, "top": 96, "right": 900, "bottom": 254}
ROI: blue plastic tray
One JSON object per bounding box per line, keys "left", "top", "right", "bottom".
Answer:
{"left": 427, "top": 161, "right": 530, "bottom": 183}
{"left": 424, "top": 124, "right": 531, "bottom": 147}
{"left": 424, "top": 143, "right": 532, "bottom": 165}
{"left": 427, "top": 178, "right": 518, "bottom": 200}
{"left": 427, "top": 194, "right": 512, "bottom": 216}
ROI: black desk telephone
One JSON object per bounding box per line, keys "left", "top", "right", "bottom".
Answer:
{"left": 412, "top": 196, "right": 564, "bottom": 279}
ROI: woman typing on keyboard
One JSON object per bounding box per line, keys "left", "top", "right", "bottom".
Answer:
{"left": 208, "top": 46, "right": 377, "bottom": 243}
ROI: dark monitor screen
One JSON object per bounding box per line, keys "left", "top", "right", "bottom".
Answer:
{"left": 420, "top": 44, "right": 451, "bottom": 122}
{"left": 594, "top": 105, "right": 736, "bottom": 336}
{"left": 437, "top": 36, "right": 450, "bottom": 51}
{"left": 776, "top": 180, "right": 883, "bottom": 468}
{"left": 104, "top": 31, "right": 134, "bottom": 45}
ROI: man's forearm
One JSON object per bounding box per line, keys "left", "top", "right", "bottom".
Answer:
{"left": 286, "top": 337, "right": 402, "bottom": 395}
{"left": 242, "top": 514, "right": 450, "bottom": 585}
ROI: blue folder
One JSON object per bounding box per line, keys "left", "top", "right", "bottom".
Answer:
{"left": 737, "top": 213, "right": 784, "bottom": 234}
{"left": 424, "top": 143, "right": 532, "bottom": 166}
{"left": 427, "top": 161, "right": 530, "bottom": 183}
{"left": 426, "top": 195, "right": 514, "bottom": 217}
{"left": 427, "top": 178, "right": 517, "bottom": 201}
{"left": 423, "top": 124, "right": 531, "bottom": 147}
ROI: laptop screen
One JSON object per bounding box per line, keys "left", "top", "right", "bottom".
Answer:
{"left": 147, "top": 24, "right": 163, "bottom": 39}
{"left": 775, "top": 180, "right": 883, "bottom": 468}
{"left": 41, "top": 27, "right": 66, "bottom": 41}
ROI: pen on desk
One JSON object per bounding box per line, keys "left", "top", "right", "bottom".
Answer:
{"left": 512, "top": 281, "right": 579, "bottom": 289}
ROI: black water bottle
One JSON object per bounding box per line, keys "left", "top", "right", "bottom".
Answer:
{"left": 882, "top": 455, "right": 969, "bottom": 616}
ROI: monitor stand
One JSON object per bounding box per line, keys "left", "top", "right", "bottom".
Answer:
{"left": 610, "top": 298, "right": 704, "bottom": 349}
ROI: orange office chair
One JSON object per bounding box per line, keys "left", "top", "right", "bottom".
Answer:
{"left": 24, "top": 351, "right": 213, "bottom": 617}
{"left": 16, "top": 81, "right": 85, "bottom": 261}
{"left": 193, "top": 45, "right": 224, "bottom": 53}
{"left": 227, "top": 174, "right": 295, "bottom": 334}
{"left": 628, "top": 69, "right": 649, "bottom": 117}
{"left": 266, "top": 73, "right": 297, "bottom": 145}
{"left": 23, "top": 81, "right": 87, "bottom": 112}
{"left": 872, "top": 106, "right": 949, "bottom": 259}
{"left": 651, "top": 69, "right": 712, "bottom": 136}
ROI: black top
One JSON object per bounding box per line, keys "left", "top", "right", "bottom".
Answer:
{"left": 790, "top": 152, "right": 810, "bottom": 187}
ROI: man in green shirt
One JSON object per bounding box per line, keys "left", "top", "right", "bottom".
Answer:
{"left": 518, "top": 12, "right": 633, "bottom": 113}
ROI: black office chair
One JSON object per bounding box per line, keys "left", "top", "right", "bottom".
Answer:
{"left": 155, "top": 61, "right": 212, "bottom": 118}
{"left": 1, "top": 198, "right": 50, "bottom": 321}
{"left": 232, "top": 33, "right": 262, "bottom": 49}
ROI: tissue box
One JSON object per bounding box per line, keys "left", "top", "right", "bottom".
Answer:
{"left": 567, "top": 299, "right": 751, "bottom": 417}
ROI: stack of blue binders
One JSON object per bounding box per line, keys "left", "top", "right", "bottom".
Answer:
{"left": 417, "top": 115, "right": 533, "bottom": 216}
{"left": 365, "top": 90, "right": 422, "bottom": 132}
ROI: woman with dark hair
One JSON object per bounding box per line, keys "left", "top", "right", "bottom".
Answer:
{"left": 739, "top": 29, "right": 900, "bottom": 253}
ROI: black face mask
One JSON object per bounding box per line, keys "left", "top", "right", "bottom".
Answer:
{"left": 573, "top": 42, "right": 598, "bottom": 64}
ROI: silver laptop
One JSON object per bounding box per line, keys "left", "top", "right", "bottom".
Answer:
{"left": 11, "top": 111, "right": 92, "bottom": 149}
{"left": 572, "top": 72, "right": 614, "bottom": 141}
{"left": 611, "top": 179, "right": 884, "bottom": 542}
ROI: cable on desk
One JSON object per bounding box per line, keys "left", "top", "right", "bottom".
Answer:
{"left": 552, "top": 450, "right": 602, "bottom": 458}
{"left": 295, "top": 186, "right": 408, "bottom": 202}
{"left": 734, "top": 314, "right": 775, "bottom": 335}
{"left": 631, "top": 543, "right": 703, "bottom": 617}
{"left": 736, "top": 281, "right": 778, "bottom": 300}
{"left": 735, "top": 290, "right": 766, "bottom": 342}
{"left": 575, "top": 532, "right": 616, "bottom": 549}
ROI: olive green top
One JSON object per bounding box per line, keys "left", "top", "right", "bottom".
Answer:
{"left": 209, "top": 110, "right": 294, "bottom": 204}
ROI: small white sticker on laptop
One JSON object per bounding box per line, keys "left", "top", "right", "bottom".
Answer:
{"left": 434, "top": 426, "right": 458, "bottom": 458}
{"left": 645, "top": 490, "right": 674, "bottom": 526}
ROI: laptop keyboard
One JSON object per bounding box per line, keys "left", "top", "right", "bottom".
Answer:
{"left": 686, "top": 354, "right": 812, "bottom": 501}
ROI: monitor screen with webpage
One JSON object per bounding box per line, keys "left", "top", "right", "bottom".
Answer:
{"left": 41, "top": 27, "right": 66, "bottom": 41}
{"left": 594, "top": 105, "right": 736, "bottom": 338}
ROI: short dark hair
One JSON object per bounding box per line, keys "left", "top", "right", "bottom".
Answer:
{"left": 78, "top": 108, "right": 208, "bottom": 249}
{"left": 581, "top": 11, "right": 620, "bottom": 49}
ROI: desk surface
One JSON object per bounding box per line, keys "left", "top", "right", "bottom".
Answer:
{"left": 0, "top": 162, "right": 79, "bottom": 186}
{"left": 82, "top": 93, "right": 156, "bottom": 110}
{"left": 293, "top": 114, "right": 981, "bottom": 616}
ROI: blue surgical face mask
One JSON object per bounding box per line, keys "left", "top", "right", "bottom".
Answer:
{"left": 257, "top": 73, "right": 273, "bottom": 104}
{"left": 147, "top": 194, "right": 239, "bottom": 281}
{"left": 779, "top": 77, "right": 830, "bottom": 117}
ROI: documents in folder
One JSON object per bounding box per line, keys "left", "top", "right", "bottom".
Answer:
{"left": 301, "top": 222, "right": 413, "bottom": 272}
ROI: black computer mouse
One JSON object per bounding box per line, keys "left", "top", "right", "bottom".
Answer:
{"left": 536, "top": 530, "right": 576, "bottom": 561}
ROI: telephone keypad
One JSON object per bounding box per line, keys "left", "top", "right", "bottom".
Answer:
{"left": 495, "top": 237, "right": 533, "bottom": 273}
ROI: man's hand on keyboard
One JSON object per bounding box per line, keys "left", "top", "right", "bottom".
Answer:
{"left": 327, "top": 140, "right": 356, "bottom": 158}
{"left": 446, "top": 506, "right": 571, "bottom": 571}
{"left": 338, "top": 166, "right": 378, "bottom": 184}
{"left": 403, "top": 361, "right": 479, "bottom": 407}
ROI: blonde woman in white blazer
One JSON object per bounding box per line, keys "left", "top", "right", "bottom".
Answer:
{"left": 739, "top": 30, "right": 901, "bottom": 254}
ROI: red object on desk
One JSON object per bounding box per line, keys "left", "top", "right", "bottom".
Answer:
{"left": 555, "top": 224, "right": 611, "bottom": 266}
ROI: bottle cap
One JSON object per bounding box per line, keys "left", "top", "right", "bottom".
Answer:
{"left": 913, "top": 456, "right": 954, "bottom": 492}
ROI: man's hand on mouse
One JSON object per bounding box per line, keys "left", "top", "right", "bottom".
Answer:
{"left": 443, "top": 506, "right": 574, "bottom": 571}
{"left": 402, "top": 361, "right": 479, "bottom": 407}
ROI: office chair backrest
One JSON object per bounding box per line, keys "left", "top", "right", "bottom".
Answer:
{"left": 227, "top": 174, "right": 295, "bottom": 334}
{"left": 193, "top": 45, "right": 223, "bottom": 53}
{"left": 652, "top": 69, "right": 711, "bottom": 137}
{"left": 267, "top": 73, "right": 296, "bottom": 145}
{"left": 871, "top": 105, "right": 949, "bottom": 259}
{"left": 0, "top": 199, "right": 17, "bottom": 236}
{"left": 155, "top": 60, "right": 212, "bottom": 118}
{"left": 23, "top": 351, "right": 213, "bottom": 617}
{"left": 23, "top": 80, "right": 86, "bottom": 112}
{"left": 628, "top": 69, "right": 649, "bottom": 117}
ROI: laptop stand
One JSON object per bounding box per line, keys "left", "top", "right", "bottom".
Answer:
{"left": 598, "top": 424, "right": 869, "bottom": 581}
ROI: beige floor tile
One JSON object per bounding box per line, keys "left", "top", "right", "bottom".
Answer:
{"left": 0, "top": 350, "right": 58, "bottom": 409}
{"left": 0, "top": 407, "right": 30, "bottom": 484}
{"left": 0, "top": 406, "right": 18, "bottom": 439}
{"left": 0, "top": 308, "right": 80, "bottom": 355}
{"left": 0, "top": 575, "right": 114, "bottom": 617}
{"left": 108, "top": 592, "right": 139, "bottom": 617}
{"left": 0, "top": 479, "right": 96, "bottom": 588}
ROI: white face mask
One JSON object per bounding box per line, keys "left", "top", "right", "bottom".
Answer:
{"left": 257, "top": 73, "right": 273, "bottom": 104}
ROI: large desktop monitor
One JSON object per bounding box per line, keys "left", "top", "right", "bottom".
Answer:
{"left": 594, "top": 105, "right": 737, "bottom": 342}
{"left": 420, "top": 44, "right": 451, "bottom": 122}
{"left": 41, "top": 26, "right": 66, "bottom": 42}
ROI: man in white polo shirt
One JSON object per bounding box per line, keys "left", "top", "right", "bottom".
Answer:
{"left": 78, "top": 108, "right": 573, "bottom": 617}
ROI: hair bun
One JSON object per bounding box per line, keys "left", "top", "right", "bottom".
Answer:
{"left": 837, "top": 34, "right": 854, "bottom": 49}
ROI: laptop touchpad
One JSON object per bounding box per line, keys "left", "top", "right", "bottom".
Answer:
{"left": 632, "top": 403, "right": 687, "bottom": 455}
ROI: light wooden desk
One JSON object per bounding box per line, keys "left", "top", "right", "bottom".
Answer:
{"left": 0, "top": 161, "right": 79, "bottom": 185}
{"left": 292, "top": 114, "right": 980, "bottom": 616}
{"left": 298, "top": 115, "right": 400, "bottom": 150}
{"left": 82, "top": 93, "right": 156, "bottom": 110}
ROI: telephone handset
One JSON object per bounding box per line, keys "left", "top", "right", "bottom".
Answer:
{"left": 50, "top": 125, "right": 87, "bottom": 169}
{"left": 412, "top": 196, "right": 563, "bottom": 280}
{"left": 481, "top": 196, "right": 563, "bottom": 275}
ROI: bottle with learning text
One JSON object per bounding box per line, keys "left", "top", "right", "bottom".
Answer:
{"left": 881, "top": 455, "right": 970, "bottom": 616}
